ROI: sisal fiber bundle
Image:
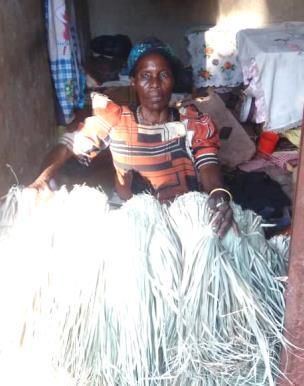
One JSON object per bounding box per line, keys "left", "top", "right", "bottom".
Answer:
{"left": 0, "top": 186, "right": 289, "bottom": 385}
{"left": 167, "top": 193, "right": 287, "bottom": 385}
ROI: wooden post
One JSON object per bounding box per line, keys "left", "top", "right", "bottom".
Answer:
{"left": 279, "top": 126, "right": 304, "bottom": 385}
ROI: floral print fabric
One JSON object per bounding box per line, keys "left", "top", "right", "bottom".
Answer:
{"left": 186, "top": 26, "right": 243, "bottom": 88}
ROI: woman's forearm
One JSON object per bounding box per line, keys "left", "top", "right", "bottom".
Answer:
{"left": 198, "top": 163, "right": 223, "bottom": 194}
{"left": 199, "top": 163, "right": 234, "bottom": 238}
{"left": 34, "top": 144, "right": 73, "bottom": 184}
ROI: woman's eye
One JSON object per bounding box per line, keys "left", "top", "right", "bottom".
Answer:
{"left": 160, "top": 72, "right": 170, "bottom": 80}
{"left": 140, "top": 73, "right": 150, "bottom": 80}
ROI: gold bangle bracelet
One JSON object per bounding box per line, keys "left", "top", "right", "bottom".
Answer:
{"left": 209, "top": 188, "right": 233, "bottom": 202}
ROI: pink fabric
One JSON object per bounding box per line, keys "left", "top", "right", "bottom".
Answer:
{"left": 238, "top": 156, "right": 269, "bottom": 172}
{"left": 238, "top": 151, "right": 298, "bottom": 172}
{"left": 241, "top": 60, "right": 267, "bottom": 124}
{"left": 270, "top": 151, "right": 299, "bottom": 169}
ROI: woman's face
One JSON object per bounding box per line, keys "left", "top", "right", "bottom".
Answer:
{"left": 132, "top": 53, "right": 174, "bottom": 112}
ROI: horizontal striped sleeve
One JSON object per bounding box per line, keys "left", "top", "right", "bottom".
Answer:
{"left": 59, "top": 117, "right": 110, "bottom": 157}
{"left": 195, "top": 153, "right": 219, "bottom": 169}
{"left": 191, "top": 114, "right": 220, "bottom": 170}
{"left": 91, "top": 92, "right": 122, "bottom": 128}
{"left": 58, "top": 93, "right": 122, "bottom": 163}
{"left": 58, "top": 132, "right": 76, "bottom": 153}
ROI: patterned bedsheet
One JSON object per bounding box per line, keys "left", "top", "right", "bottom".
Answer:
{"left": 186, "top": 26, "right": 243, "bottom": 88}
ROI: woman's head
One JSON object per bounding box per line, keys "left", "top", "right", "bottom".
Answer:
{"left": 127, "top": 38, "right": 179, "bottom": 79}
{"left": 128, "top": 39, "right": 179, "bottom": 111}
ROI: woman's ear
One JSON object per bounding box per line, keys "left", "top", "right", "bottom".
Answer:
{"left": 130, "top": 77, "right": 135, "bottom": 87}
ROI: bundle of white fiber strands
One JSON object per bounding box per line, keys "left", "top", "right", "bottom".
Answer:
{"left": 0, "top": 186, "right": 289, "bottom": 386}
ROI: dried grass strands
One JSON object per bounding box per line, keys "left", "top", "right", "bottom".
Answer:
{"left": 38, "top": 192, "right": 180, "bottom": 386}
{"left": 167, "top": 192, "right": 288, "bottom": 386}
{"left": 0, "top": 187, "right": 69, "bottom": 385}
{"left": 90, "top": 194, "right": 181, "bottom": 385}
{"left": 268, "top": 235, "right": 290, "bottom": 278}
{"left": 0, "top": 187, "right": 290, "bottom": 386}
{"left": 221, "top": 205, "right": 286, "bottom": 343}
{"left": 0, "top": 185, "right": 110, "bottom": 386}
{"left": 80, "top": 197, "right": 157, "bottom": 385}
{"left": 0, "top": 187, "right": 60, "bottom": 351}
{"left": 38, "top": 185, "right": 110, "bottom": 384}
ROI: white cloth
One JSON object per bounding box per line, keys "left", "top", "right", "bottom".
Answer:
{"left": 186, "top": 26, "right": 243, "bottom": 88}
{"left": 237, "top": 22, "right": 304, "bottom": 132}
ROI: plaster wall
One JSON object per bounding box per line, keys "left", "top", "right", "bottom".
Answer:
{"left": 218, "top": 0, "right": 304, "bottom": 23}
{"left": 217, "top": 0, "right": 304, "bottom": 27}
{"left": 75, "top": 0, "right": 91, "bottom": 63}
{"left": 88, "top": 0, "right": 218, "bottom": 62}
{"left": 0, "top": 1, "right": 56, "bottom": 196}
{"left": 88, "top": 0, "right": 304, "bottom": 62}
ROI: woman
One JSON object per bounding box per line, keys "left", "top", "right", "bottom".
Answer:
{"left": 30, "top": 39, "right": 234, "bottom": 237}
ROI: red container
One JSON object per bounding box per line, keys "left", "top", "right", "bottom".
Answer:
{"left": 257, "top": 131, "right": 280, "bottom": 154}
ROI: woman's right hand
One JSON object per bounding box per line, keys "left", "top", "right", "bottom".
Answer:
{"left": 27, "top": 144, "right": 72, "bottom": 197}
{"left": 28, "top": 177, "right": 50, "bottom": 191}
{"left": 28, "top": 177, "right": 54, "bottom": 202}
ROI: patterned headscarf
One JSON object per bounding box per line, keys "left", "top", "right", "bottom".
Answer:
{"left": 127, "top": 38, "right": 179, "bottom": 78}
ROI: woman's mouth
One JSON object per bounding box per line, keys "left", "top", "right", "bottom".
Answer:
{"left": 149, "top": 94, "right": 162, "bottom": 102}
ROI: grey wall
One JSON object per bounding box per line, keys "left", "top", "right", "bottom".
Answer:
{"left": 0, "top": 1, "right": 56, "bottom": 196}
{"left": 88, "top": 0, "right": 304, "bottom": 62}
{"left": 75, "top": 0, "right": 91, "bottom": 63}
{"left": 216, "top": 0, "right": 304, "bottom": 27}
{"left": 88, "top": 0, "right": 218, "bottom": 63}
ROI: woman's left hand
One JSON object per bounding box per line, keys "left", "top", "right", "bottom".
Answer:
{"left": 207, "top": 193, "right": 235, "bottom": 238}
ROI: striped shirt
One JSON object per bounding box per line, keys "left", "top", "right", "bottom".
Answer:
{"left": 59, "top": 93, "right": 220, "bottom": 201}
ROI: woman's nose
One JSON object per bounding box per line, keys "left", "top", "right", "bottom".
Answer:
{"left": 149, "top": 76, "right": 160, "bottom": 88}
